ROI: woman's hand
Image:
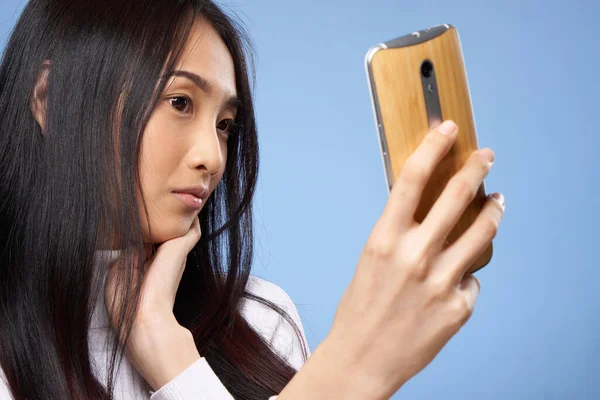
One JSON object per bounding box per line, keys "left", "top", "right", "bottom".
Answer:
{"left": 279, "top": 120, "right": 505, "bottom": 400}
{"left": 104, "top": 217, "right": 202, "bottom": 390}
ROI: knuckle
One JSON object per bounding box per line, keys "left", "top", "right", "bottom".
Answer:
{"left": 400, "top": 160, "right": 428, "bottom": 186}
{"left": 403, "top": 248, "right": 430, "bottom": 281}
{"left": 450, "top": 178, "right": 476, "bottom": 202}
{"left": 467, "top": 150, "right": 491, "bottom": 175}
{"left": 364, "top": 235, "right": 396, "bottom": 260}
{"left": 424, "top": 130, "right": 452, "bottom": 152}
{"left": 428, "top": 127, "right": 452, "bottom": 143}
{"left": 428, "top": 276, "right": 450, "bottom": 301}
{"left": 406, "top": 264, "right": 428, "bottom": 282}
{"left": 480, "top": 218, "right": 499, "bottom": 240}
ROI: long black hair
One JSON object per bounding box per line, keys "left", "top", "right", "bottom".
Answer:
{"left": 0, "top": 1, "right": 308, "bottom": 399}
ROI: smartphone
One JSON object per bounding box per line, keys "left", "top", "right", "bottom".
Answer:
{"left": 365, "top": 24, "right": 492, "bottom": 274}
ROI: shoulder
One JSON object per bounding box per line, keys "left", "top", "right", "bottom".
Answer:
{"left": 244, "top": 275, "right": 296, "bottom": 310}
{"left": 240, "top": 275, "right": 311, "bottom": 369}
{"left": 241, "top": 275, "right": 302, "bottom": 335}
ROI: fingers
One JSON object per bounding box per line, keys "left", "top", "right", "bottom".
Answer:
{"left": 420, "top": 147, "right": 494, "bottom": 250}
{"left": 145, "top": 216, "right": 201, "bottom": 284}
{"left": 153, "top": 216, "right": 201, "bottom": 260}
{"left": 382, "top": 120, "right": 459, "bottom": 231}
{"left": 438, "top": 193, "right": 505, "bottom": 285}
{"left": 105, "top": 218, "right": 202, "bottom": 330}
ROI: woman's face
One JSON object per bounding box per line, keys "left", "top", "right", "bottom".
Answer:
{"left": 138, "top": 17, "right": 238, "bottom": 244}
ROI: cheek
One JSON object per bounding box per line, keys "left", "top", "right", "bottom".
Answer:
{"left": 140, "top": 128, "right": 181, "bottom": 179}
{"left": 135, "top": 114, "right": 230, "bottom": 243}
{"left": 137, "top": 126, "right": 186, "bottom": 243}
{"left": 139, "top": 107, "right": 190, "bottom": 196}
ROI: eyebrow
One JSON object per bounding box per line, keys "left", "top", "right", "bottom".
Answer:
{"left": 163, "top": 70, "right": 241, "bottom": 110}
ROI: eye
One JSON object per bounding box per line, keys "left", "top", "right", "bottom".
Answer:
{"left": 168, "top": 96, "right": 193, "bottom": 114}
{"left": 217, "top": 119, "right": 238, "bottom": 136}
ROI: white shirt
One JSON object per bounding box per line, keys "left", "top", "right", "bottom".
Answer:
{"left": 0, "top": 250, "right": 311, "bottom": 399}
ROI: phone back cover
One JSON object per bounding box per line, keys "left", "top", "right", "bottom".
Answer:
{"left": 366, "top": 25, "right": 492, "bottom": 273}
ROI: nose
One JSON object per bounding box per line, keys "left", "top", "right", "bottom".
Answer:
{"left": 185, "top": 122, "right": 225, "bottom": 176}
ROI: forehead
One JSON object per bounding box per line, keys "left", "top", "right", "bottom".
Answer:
{"left": 173, "top": 17, "right": 236, "bottom": 95}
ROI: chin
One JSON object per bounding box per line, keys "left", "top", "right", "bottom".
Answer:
{"left": 142, "top": 212, "right": 199, "bottom": 244}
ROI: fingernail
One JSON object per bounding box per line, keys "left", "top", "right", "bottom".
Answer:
{"left": 437, "top": 120, "right": 457, "bottom": 135}
{"left": 486, "top": 150, "right": 495, "bottom": 168}
{"left": 491, "top": 192, "right": 505, "bottom": 211}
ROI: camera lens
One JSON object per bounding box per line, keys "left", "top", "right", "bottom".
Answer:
{"left": 421, "top": 60, "right": 433, "bottom": 78}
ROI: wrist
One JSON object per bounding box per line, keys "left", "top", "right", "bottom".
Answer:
{"left": 127, "top": 322, "right": 201, "bottom": 391}
{"left": 278, "top": 335, "right": 388, "bottom": 400}
{"left": 316, "top": 336, "right": 392, "bottom": 400}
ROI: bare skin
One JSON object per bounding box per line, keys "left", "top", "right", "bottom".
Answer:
{"left": 277, "top": 120, "right": 504, "bottom": 399}
{"left": 32, "top": 16, "right": 236, "bottom": 390}
{"left": 32, "top": 16, "right": 504, "bottom": 397}
{"left": 114, "top": 118, "right": 504, "bottom": 395}
{"left": 100, "top": 23, "right": 505, "bottom": 396}
{"left": 103, "top": 17, "right": 238, "bottom": 390}
{"left": 104, "top": 217, "right": 203, "bottom": 390}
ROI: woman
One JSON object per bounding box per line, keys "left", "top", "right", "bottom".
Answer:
{"left": 0, "top": 0, "right": 505, "bottom": 399}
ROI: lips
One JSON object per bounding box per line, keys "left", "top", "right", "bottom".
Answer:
{"left": 172, "top": 186, "right": 209, "bottom": 201}
{"left": 172, "top": 185, "right": 209, "bottom": 210}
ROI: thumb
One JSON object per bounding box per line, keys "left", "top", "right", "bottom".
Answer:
{"left": 458, "top": 274, "right": 480, "bottom": 314}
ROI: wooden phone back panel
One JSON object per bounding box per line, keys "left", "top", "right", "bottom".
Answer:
{"left": 366, "top": 25, "right": 492, "bottom": 273}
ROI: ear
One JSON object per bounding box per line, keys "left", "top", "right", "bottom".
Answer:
{"left": 30, "top": 60, "right": 51, "bottom": 135}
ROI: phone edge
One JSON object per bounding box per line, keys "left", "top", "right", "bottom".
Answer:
{"left": 364, "top": 43, "right": 394, "bottom": 194}
{"left": 384, "top": 23, "right": 452, "bottom": 49}
{"left": 453, "top": 28, "right": 482, "bottom": 151}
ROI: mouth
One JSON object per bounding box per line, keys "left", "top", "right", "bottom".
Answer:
{"left": 172, "top": 191, "right": 205, "bottom": 210}
{"left": 172, "top": 185, "right": 209, "bottom": 211}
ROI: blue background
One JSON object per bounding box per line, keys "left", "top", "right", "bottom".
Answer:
{"left": 1, "top": 0, "right": 598, "bottom": 398}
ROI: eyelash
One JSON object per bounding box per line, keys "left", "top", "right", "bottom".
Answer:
{"left": 168, "top": 96, "right": 241, "bottom": 137}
